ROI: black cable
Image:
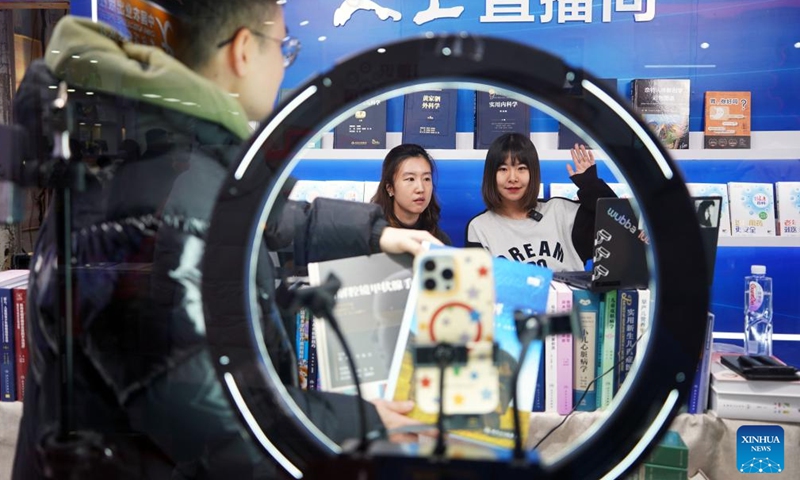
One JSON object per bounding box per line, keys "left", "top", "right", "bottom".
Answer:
{"left": 291, "top": 273, "right": 371, "bottom": 453}
{"left": 532, "top": 331, "right": 647, "bottom": 451}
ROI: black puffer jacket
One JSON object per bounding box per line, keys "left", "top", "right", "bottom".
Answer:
{"left": 12, "top": 17, "right": 386, "bottom": 479}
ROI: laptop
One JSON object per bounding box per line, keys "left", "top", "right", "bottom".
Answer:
{"left": 553, "top": 196, "right": 722, "bottom": 292}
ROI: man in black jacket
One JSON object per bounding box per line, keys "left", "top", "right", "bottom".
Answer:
{"left": 12, "top": 1, "right": 438, "bottom": 478}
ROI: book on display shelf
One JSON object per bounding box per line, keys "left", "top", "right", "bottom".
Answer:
{"left": 703, "top": 91, "right": 751, "bottom": 149}
{"left": 474, "top": 89, "right": 531, "bottom": 149}
{"left": 333, "top": 99, "right": 387, "bottom": 149}
{"left": 632, "top": 78, "right": 690, "bottom": 150}
{"left": 402, "top": 89, "right": 458, "bottom": 149}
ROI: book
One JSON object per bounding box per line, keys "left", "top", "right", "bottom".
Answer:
{"left": 616, "top": 289, "right": 639, "bottom": 388}
{"left": 728, "top": 182, "right": 776, "bottom": 237}
{"left": 549, "top": 183, "right": 578, "bottom": 200}
{"left": 333, "top": 99, "right": 387, "bottom": 149}
{"left": 775, "top": 182, "right": 800, "bottom": 237}
{"left": 295, "top": 308, "right": 311, "bottom": 389}
{"left": 687, "top": 183, "right": 732, "bottom": 236}
{"left": 598, "top": 290, "right": 617, "bottom": 407}
{"left": 571, "top": 287, "right": 600, "bottom": 411}
{"left": 551, "top": 281, "right": 573, "bottom": 415}
{"left": 474, "top": 89, "right": 530, "bottom": 149}
{"left": 402, "top": 90, "right": 457, "bottom": 149}
{"left": 308, "top": 252, "right": 413, "bottom": 400}
{"left": 543, "top": 285, "right": 559, "bottom": 413}
{"left": 687, "top": 313, "right": 715, "bottom": 414}
{"left": 627, "top": 463, "right": 687, "bottom": 480}
{"left": 710, "top": 390, "right": 800, "bottom": 423}
{"left": 13, "top": 285, "right": 28, "bottom": 402}
{"left": 645, "top": 430, "right": 689, "bottom": 469}
{"left": 632, "top": 79, "right": 691, "bottom": 149}
{"left": 0, "top": 271, "right": 29, "bottom": 402}
{"left": 710, "top": 353, "right": 800, "bottom": 398}
{"left": 703, "top": 91, "right": 751, "bottom": 149}
{"left": 363, "top": 181, "right": 381, "bottom": 203}
{"left": 558, "top": 78, "right": 618, "bottom": 149}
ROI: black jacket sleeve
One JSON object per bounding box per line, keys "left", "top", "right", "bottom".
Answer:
{"left": 268, "top": 198, "right": 387, "bottom": 267}
{"left": 570, "top": 165, "right": 617, "bottom": 262}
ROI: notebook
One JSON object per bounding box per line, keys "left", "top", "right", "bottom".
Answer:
{"left": 553, "top": 196, "right": 722, "bottom": 291}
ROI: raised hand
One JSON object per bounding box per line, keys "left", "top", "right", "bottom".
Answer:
{"left": 567, "top": 143, "right": 595, "bottom": 177}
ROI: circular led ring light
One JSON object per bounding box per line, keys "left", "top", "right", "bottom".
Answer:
{"left": 202, "top": 35, "right": 709, "bottom": 479}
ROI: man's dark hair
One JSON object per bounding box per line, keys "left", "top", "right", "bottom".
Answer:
{"left": 173, "top": 0, "right": 280, "bottom": 70}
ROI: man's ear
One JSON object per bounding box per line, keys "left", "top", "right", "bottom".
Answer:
{"left": 228, "top": 28, "right": 256, "bottom": 78}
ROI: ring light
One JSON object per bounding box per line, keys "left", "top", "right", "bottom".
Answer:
{"left": 201, "top": 34, "right": 709, "bottom": 479}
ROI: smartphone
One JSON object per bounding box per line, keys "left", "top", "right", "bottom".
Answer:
{"left": 412, "top": 248, "right": 500, "bottom": 415}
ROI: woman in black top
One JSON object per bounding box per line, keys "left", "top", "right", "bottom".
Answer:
{"left": 371, "top": 144, "right": 452, "bottom": 245}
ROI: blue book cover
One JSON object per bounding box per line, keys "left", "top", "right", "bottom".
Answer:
{"left": 594, "top": 296, "right": 606, "bottom": 409}
{"left": 492, "top": 258, "right": 553, "bottom": 412}
{"left": 616, "top": 289, "right": 639, "bottom": 388}
{"left": 333, "top": 99, "right": 387, "bottom": 149}
{"left": 571, "top": 288, "right": 601, "bottom": 411}
{"left": 402, "top": 90, "right": 457, "bottom": 149}
{"left": 474, "top": 90, "right": 531, "bottom": 149}
{"left": 531, "top": 342, "right": 546, "bottom": 412}
{"left": 687, "top": 312, "right": 715, "bottom": 414}
{"left": 1, "top": 278, "right": 27, "bottom": 402}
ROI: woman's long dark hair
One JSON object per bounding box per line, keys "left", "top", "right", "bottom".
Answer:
{"left": 371, "top": 144, "right": 446, "bottom": 240}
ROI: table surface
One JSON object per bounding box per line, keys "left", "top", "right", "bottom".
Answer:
{"left": 2, "top": 402, "right": 797, "bottom": 479}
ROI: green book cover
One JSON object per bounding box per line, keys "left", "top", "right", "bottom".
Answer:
{"left": 645, "top": 430, "right": 689, "bottom": 469}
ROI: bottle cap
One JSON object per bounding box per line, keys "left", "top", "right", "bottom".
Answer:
{"left": 751, "top": 265, "right": 766, "bottom": 275}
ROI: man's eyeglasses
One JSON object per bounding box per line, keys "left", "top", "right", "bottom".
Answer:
{"left": 217, "top": 28, "right": 301, "bottom": 68}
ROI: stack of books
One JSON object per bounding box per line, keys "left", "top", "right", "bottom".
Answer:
{"left": 626, "top": 430, "right": 689, "bottom": 480}
{"left": 709, "top": 353, "right": 800, "bottom": 423}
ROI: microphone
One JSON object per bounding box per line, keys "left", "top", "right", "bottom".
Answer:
{"left": 528, "top": 210, "right": 543, "bottom": 222}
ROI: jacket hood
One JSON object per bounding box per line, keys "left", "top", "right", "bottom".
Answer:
{"left": 44, "top": 16, "right": 252, "bottom": 140}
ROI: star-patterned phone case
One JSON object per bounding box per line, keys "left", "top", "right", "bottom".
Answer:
{"left": 412, "top": 248, "right": 499, "bottom": 415}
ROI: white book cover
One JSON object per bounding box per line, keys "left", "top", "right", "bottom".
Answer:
{"left": 363, "top": 181, "right": 381, "bottom": 203}
{"left": 608, "top": 183, "right": 633, "bottom": 199}
{"left": 775, "top": 181, "right": 800, "bottom": 237}
{"left": 635, "top": 288, "right": 651, "bottom": 362}
{"left": 710, "top": 389, "right": 800, "bottom": 423}
{"left": 288, "top": 180, "right": 327, "bottom": 202}
{"left": 687, "top": 183, "right": 732, "bottom": 236}
{"left": 544, "top": 284, "right": 559, "bottom": 413}
{"left": 710, "top": 354, "right": 800, "bottom": 398}
{"left": 324, "top": 181, "right": 365, "bottom": 202}
{"left": 727, "top": 182, "right": 776, "bottom": 236}
{"left": 549, "top": 183, "right": 578, "bottom": 200}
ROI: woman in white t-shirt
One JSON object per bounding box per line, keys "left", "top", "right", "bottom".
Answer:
{"left": 465, "top": 133, "right": 615, "bottom": 272}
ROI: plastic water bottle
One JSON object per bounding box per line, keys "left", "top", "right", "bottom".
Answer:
{"left": 744, "top": 265, "right": 773, "bottom": 356}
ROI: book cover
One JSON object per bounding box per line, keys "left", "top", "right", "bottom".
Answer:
{"left": 704, "top": 91, "right": 751, "bottom": 149}
{"left": 549, "top": 183, "right": 578, "bottom": 200}
{"left": 776, "top": 182, "right": 800, "bottom": 237}
{"left": 687, "top": 312, "right": 715, "bottom": 414}
{"left": 571, "top": 287, "right": 600, "bottom": 411}
{"left": 558, "top": 78, "right": 618, "bottom": 149}
{"left": 323, "top": 181, "right": 366, "bottom": 202}
{"left": 474, "top": 89, "right": 531, "bottom": 149}
{"left": 288, "top": 180, "right": 328, "bottom": 203}
{"left": 599, "top": 290, "right": 618, "bottom": 408}
{"left": 645, "top": 430, "right": 689, "bottom": 470}
{"left": 728, "top": 182, "right": 776, "bottom": 237}
{"left": 628, "top": 463, "right": 688, "bottom": 480}
{"left": 307, "top": 313, "right": 319, "bottom": 391}
{"left": 402, "top": 90, "right": 457, "bottom": 149}
{"left": 13, "top": 285, "right": 28, "bottom": 402}
{"left": 632, "top": 79, "right": 691, "bottom": 149}
{"left": 1, "top": 274, "right": 28, "bottom": 402}
{"left": 333, "top": 99, "right": 387, "bottom": 149}
{"left": 552, "top": 281, "right": 573, "bottom": 415}
{"left": 363, "top": 181, "right": 381, "bottom": 203}
{"left": 709, "top": 388, "right": 800, "bottom": 423}
{"left": 543, "top": 285, "right": 558, "bottom": 413}
{"left": 308, "top": 252, "right": 413, "bottom": 400}
{"left": 532, "top": 343, "right": 546, "bottom": 412}
{"left": 687, "top": 183, "right": 732, "bottom": 236}
{"left": 295, "top": 308, "right": 311, "bottom": 389}
{"left": 616, "top": 289, "right": 639, "bottom": 388}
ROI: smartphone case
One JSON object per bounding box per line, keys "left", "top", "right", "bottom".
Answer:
{"left": 412, "top": 248, "right": 500, "bottom": 415}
